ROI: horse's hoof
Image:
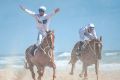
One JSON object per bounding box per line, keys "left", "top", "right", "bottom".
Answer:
{"left": 53, "top": 75, "right": 56, "bottom": 78}
{"left": 69, "top": 72, "right": 73, "bottom": 75}
{"left": 79, "top": 74, "right": 83, "bottom": 77}
{"left": 83, "top": 77, "right": 88, "bottom": 80}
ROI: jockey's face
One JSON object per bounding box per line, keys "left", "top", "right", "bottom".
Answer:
{"left": 39, "top": 9, "right": 45, "bottom": 16}
{"left": 88, "top": 27, "right": 94, "bottom": 33}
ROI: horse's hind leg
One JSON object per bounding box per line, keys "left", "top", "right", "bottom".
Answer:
{"left": 29, "top": 64, "right": 35, "bottom": 80}
{"left": 69, "top": 55, "right": 78, "bottom": 75}
{"left": 70, "top": 63, "right": 75, "bottom": 75}
{"left": 24, "top": 60, "right": 28, "bottom": 69}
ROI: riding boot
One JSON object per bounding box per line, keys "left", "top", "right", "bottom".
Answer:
{"left": 77, "top": 41, "right": 84, "bottom": 56}
{"left": 31, "top": 44, "right": 37, "bottom": 56}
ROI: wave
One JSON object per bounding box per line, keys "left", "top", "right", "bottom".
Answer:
{"left": 58, "top": 52, "right": 70, "bottom": 57}
{"left": 0, "top": 60, "right": 119, "bottom": 71}
{"left": 0, "top": 52, "right": 120, "bottom": 70}
{"left": 104, "top": 52, "right": 120, "bottom": 56}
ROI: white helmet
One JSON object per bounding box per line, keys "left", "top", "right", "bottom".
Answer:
{"left": 39, "top": 6, "right": 46, "bottom": 12}
{"left": 88, "top": 23, "right": 95, "bottom": 28}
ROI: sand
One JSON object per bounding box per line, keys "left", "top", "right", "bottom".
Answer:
{"left": 0, "top": 64, "right": 120, "bottom": 80}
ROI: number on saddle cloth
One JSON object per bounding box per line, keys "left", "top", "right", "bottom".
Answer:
{"left": 43, "top": 19, "right": 47, "bottom": 24}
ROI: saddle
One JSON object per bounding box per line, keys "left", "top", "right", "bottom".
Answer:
{"left": 76, "top": 41, "right": 87, "bottom": 56}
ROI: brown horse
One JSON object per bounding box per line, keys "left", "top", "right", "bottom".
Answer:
{"left": 69, "top": 37, "right": 102, "bottom": 80}
{"left": 25, "top": 30, "right": 55, "bottom": 80}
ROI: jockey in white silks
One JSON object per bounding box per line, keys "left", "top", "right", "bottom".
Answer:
{"left": 20, "top": 5, "right": 60, "bottom": 46}
{"left": 79, "top": 23, "right": 97, "bottom": 53}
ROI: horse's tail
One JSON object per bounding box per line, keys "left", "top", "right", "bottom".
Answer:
{"left": 24, "top": 48, "right": 28, "bottom": 69}
{"left": 24, "top": 47, "right": 31, "bottom": 69}
{"left": 68, "top": 49, "right": 77, "bottom": 64}
{"left": 69, "top": 41, "right": 80, "bottom": 64}
{"left": 24, "top": 59, "right": 29, "bottom": 69}
{"left": 95, "top": 60, "right": 99, "bottom": 80}
{"left": 68, "top": 59, "right": 72, "bottom": 64}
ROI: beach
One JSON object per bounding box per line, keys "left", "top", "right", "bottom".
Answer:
{"left": 0, "top": 52, "right": 120, "bottom": 80}
{"left": 0, "top": 63, "right": 120, "bottom": 80}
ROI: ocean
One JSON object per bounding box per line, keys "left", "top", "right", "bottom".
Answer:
{"left": 0, "top": 51, "right": 120, "bottom": 71}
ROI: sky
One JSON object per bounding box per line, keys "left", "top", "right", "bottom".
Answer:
{"left": 0, "top": 0, "right": 120, "bottom": 55}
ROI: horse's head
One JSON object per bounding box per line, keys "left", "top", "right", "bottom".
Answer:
{"left": 89, "top": 36, "right": 102, "bottom": 46}
{"left": 46, "top": 30, "right": 55, "bottom": 49}
{"left": 89, "top": 36, "right": 103, "bottom": 59}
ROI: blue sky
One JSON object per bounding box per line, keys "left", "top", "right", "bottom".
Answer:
{"left": 0, "top": 0, "right": 120, "bottom": 55}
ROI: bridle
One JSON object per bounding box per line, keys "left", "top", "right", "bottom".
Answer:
{"left": 38, "top": 31, "right": 54, "bottom": 55}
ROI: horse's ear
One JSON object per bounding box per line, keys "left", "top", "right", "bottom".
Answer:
{"left": 100, "top": 36, "right": 102, "bottom": 41}
{"left": 51, "top": 29, "right": 54, "bottom": 33}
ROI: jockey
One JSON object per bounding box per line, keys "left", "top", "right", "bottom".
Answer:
{"left": 78, "top": 23, "right": 97, "bottom": 52}
{"left": 20, "top": 5, "right": 60, "bottom": 46}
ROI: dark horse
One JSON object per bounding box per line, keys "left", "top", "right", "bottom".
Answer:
{"left": 69, "top": 36, "right": 102, "bottom": 80}
{"left": 25, "top": 30, "right": 55, "bottom": 80}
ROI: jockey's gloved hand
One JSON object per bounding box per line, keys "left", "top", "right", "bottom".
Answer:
{"left": 50, "top": 46, "right": 54, "bottom": 49}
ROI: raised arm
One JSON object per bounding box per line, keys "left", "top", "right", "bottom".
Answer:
{"left": 46, "top": 8, "right": 60, "bottom": 19}
{"left": 91, "top": 29, "right": 97, "bottom": 39}
{"left": 19, "top": 5, "right": 35, "bottom": 17}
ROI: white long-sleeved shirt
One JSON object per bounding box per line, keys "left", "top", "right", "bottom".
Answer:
{"left": 79, "top": 26, "right": 97, "bottom": 41}
{"left": 24, "top": 8, "right": 56, "bottom": 34}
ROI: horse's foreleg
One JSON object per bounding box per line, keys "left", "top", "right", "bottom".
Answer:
{"left": 51, "top": 62, "right": 56, "bottom": 80}
{"left": 79, "top": 63, "right": 87, "bottom": 78}
{"left": 70, "top": 63, "right": 75, "bottom": 75}
{"left": 69, "top": 51, "right": 78, "bottom": 75}
{"left": 84, "top": 67, "right": 88, "bottom": 80}
{"left": 53, "top": 66, "right": 56, "bottom": 80}
{"left": 41, "top": 67, "right": 45, "bottom": 77}
{"left": 37, "top": 68, "right": 41, "bottom": 80}
{"left": 37, "top": 66, "right": 45, "bottom": 80}
{"left": 95, "top": 61, "right": 99, "bottom": 80}
{"left": 29, "top": 65, "right": 35, "bottom": 80}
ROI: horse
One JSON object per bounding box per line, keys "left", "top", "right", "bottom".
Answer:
{"left": 25, "top": 30, "right": 55, "bottom": 80}
{"left": 69, "top": 36, "right": 102, "bottom": 80}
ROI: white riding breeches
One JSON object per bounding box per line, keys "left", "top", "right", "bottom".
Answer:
{"left": 36, "top": 31, "right": 46, "bottom": 46}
